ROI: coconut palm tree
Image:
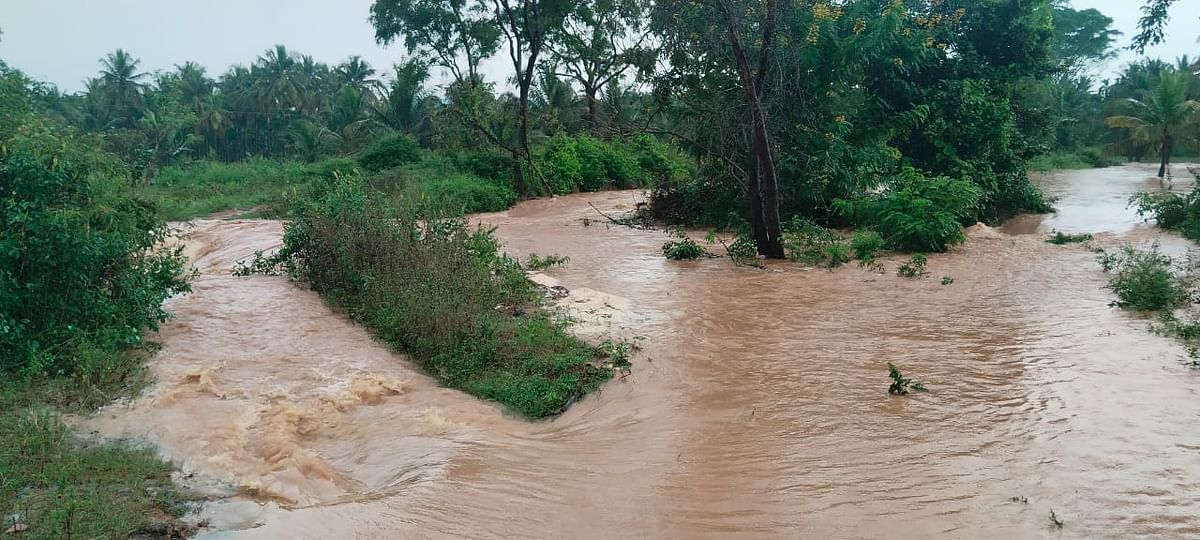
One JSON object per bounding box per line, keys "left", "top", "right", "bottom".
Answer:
{"left": 98, "top": 49, "right": 147, "bottom": 127}
{"left": 254, "top": 45, "right": 304, "bottom": 116}
{"left": 1107, "top": 69, "right": 1200, "bottom": 179}
{"left": 371, "top": 60, "right": 433, "bottom": 134}
{"left": 336, "top": 56, "right": 379, "bottom": 94}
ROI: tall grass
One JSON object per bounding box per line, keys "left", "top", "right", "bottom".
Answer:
{"left": 265, "top": 174, "right": 610, "bottom": 417}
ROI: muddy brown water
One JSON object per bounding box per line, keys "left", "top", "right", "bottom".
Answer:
{"left": 85, "top": 163, "right": 1200, "bottom": 539}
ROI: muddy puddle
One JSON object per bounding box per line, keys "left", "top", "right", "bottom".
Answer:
{"left": 85, "top": 162, "right": 1200, "bottom": 538}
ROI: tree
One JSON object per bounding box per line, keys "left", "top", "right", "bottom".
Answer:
{"left": 98, "top": 49, "right": 147, "bottom": 128}
{"left": 254, "top": 45, "right": 305, "bottom": 116}
{"left": 491, "top": 0, "right": 576, "bottom": 187}
{"left": 548, "top": 0, "right": 649, "bottom": 132}
{"left": 370, "top": 0, "right": 500, "bottom": 85}
{"left": 1107, "top": 69, "right": 1200, "bottom": 178}
{"left": 1049, "top": 1, "right": 1120, "bottom": 75}
{"left": 1133, "top": 0, "right": 1179, "bottom": 54}
{"left": 336, "top": 56, "right": 379, "bottom": 93}
{"left": 653, "top": 0, "right": 786, "bottom": 257}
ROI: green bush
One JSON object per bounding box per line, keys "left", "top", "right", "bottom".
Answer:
{"left": 359, "top": 133, "right": 422, "bottom": 172}
{"left": 663, "top": 238, "right": 706, "bottom": 260}
{"left": 1, "top": 127, "right": 191, "bottom": 380}
{"left": 1130, "top": 184, "right": 1200, "bottom": 241}
{"left": 405, "top": 173, "right": 518, "bottom": 214}
{"left": 835, "top": 167, "right": 981, "bottom": 252}
{"left": 539, "top": 134, "right": 677, "bottom": 196}
{"left": 147, "top": 158, "right": 319, "bottom": 220}
{"left": 1098, "top": 244, "right": 1193, "bottom": 311}
{"left": 1046, "top": 230, "right": 1094, "bottom": 245}
{"left": 850, "top": 230, "right": 885, "bottom": 263}
{"left": 265, "top": 173, "right": 609, "bottom": 417}
{"left": 453, "top": 149, "right": 516, "bottom": 185}
{"left": 897, "top": 254, "right": 929, "bottom": 278}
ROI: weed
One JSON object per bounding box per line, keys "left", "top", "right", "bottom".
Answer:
{"left": 525, "top": 253, "right": 571, "bottom": 270}
{"left": 1046, "top": 230, "right": 1094, "bottom": 245}
{"left": 663, "top": 238, "right": 706, "bottom": 260}
{"left": 1098, "top": 244, "right": 1193, "bottom": 311}
{"left": 897, "top": 254, "right": 929, "bottom": 278}
{"left": 596, "top": 338, "right": 638, "bottom": 369}
{"left": 941, "top": 276, "right": 955, "bottom": 285}
{"left": 887, "top": 363, "right": 928, "bottom": 395}
{"left": 1049, "top": 509, "right": 1064, "bottom": 530}
{"left": 726, "top": 233, "right": 759, "bottom": 263}
{"left": 232, "top": 250, "right": 283, "bottom": 276}
{"left": 1010, "top": 496, "right": 1029, "bottom": 504}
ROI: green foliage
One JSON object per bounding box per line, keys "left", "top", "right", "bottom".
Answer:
{"left": 941, "top": 276, "right": 955, "bottom": 286}
{"left": 662, "top": 238, "right": 706, "bottom": 260}
{"left": 404, "top": 173, "right": 518, "bottom": 214}
{"left": 595, "top": 338, "right": 636, "bottom": 369}
{"left": 1046, "top": 230, "right": 1094, "bottom": 245}
{"left": 782, "top": 218, "right": 836, "bottom": 265}
{"left": 525, "top": 253, "right": 571, "bottom": 270}
{"left": 849, "top": 230, "right": 885, "bottom": 266}
{"left": 263, "top": 173, "right": 609, "bottom": 417}
{"left": 836, "top": 168, "right": 981, "bottom": 252}
{"left": 1130, "top": 185, "right": 1200, "bottom": 241}
{"left": 539, "top": 134, "right": 670, "bottom": 195}
{"left": 1, "top": 127, "right": 191, "bottom": 379}
{"left": 359, "top": 133, "right": 422, "bottom": 172}
{"left": 887, "top": 363, "right": 927, "bottom": 395}
{"left": 1028, "top": 148, "right": 1118, "bottom": 171}
{"left": 726, "top": 233, "right": 758, "bottom": 263}
{"left": 1098, "top": 244, "right": 1192, "bottom": 312}
{"left": 897, "top": 254, "right": 929, "bottom": 278}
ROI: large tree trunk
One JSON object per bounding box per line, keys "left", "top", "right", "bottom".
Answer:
{"left": 750, "top": 105, "right": 784, "bottom": 259}
{"left": 585, "top": 86, "right": 599, "bottom": 133}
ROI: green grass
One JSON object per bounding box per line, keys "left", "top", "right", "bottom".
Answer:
{"left": 259, "top": 173, "right": 615, "bottom": 417}
{"left": 146, "top": 156, "right": 518, "bottom": 221}
{"left": 1046, "top": 230, "right": 1094, "bottom": 245}
{"left": 0, "top": 364, "right": 194, "bottom": 540}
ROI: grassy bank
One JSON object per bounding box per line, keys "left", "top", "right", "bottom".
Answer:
{"left": 0, "top": 371, "right": 195, "bottom": 539}
{"left": 1028, "top": 147, "right": 1120, "bottom": 171}
{"left": 254, "top": 173, "right": 617, "bottom": 417}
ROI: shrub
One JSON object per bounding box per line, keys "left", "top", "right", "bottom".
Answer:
{"left": 263, "top": 173, "right": 609, "bottom": 417}
{"left": 782, "top": 217, "right": 837, "bottom": 265}
{"left": 359, "top": 133, "right": 422, "bottom": 172}
{"left": 539, "top": 134, "right": 677, "bottom": 196}
{"left": 663, "top": 238, "right": 706, "bottom": 260}
{"left": 405, "top": 173, "right": 518, "bottom": 214}
{"left": 1, "top": 127, "right": 191, "bottom": 380}
{"left": 824, "top": 243, "right": 851, "bottom": 267}
{"left": 1130, "top": 184, "right": 1200, "bottom": 241}
{"left": 835, "top": 167, "right": 981, "bottom": 252}
{"left": 726, "top": 232, "right": 758, "bottom": 262}
{"left": 1098, "top": 244, "right": 1193, "bottom": 311}
{"left": 850, "top": 230, "right": 885, "bottom": 264}
{"left": 453, "top": 149, "right": 516, "bottom": 185}
{"left": 897, "top": 254, "right": 928, "bottom": 278}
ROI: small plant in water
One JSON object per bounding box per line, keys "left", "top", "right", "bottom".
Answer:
{"left": 596, "top": 338, "right": 637, "bottom": 370}
{"left": 663, "top": 238, "right": 706, "bottom": 260}
{"left": 1010, "top": 496, "right": 1029, "bottom": 504}
{"left": 897, "top": 254, "right": 928, "bottom": 278}
{"left": 1049, "top": 509, "right": 1064, "bottom": 530}
{"left": 887, "top": 363, "right": 927, "bottom": 395}
{"left": 525, "top": 253, "right": 571, "bottom": 270}
{"left": 1046, "top": 230, "right": 1094, "bottom": 245}
{"left": 941, "top": 276, "right": 954, "bottom": 286}
{"left": 850, "top": 229, "right": 885, "bottom": 265}
{"left": 726, "top": 233, "right": 759, "bottom": 264}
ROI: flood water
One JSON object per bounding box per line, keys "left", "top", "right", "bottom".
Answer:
{"left": 86, "top": 163, "right": 1200, "bottom": 539}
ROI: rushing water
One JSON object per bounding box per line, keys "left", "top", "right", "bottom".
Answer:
{"left": 86, "top": 163, "right": 1200, "bottom": 539}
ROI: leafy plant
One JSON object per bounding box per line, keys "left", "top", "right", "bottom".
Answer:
{"left": 850, "top": 229, "right": 885, "bottom": 265}
{"left": 887, "top": 363, "right": 927, "bottom": 395}
{"left": 835, "top": 168, "right": 981, "bottom": 252}
{"left": 823, "top": 242, "right": 852, "bottom": 268}
{"left": 1046, "top": 230, "right": 1095, "bottom": 245}
{"left": 596, "top": 338, "right": 637, "bottom": 369}
{"left": 726, "top": 233, "right": 759, "bottom": 263}
{"left": 1098, "top": 244, "right": 1192, "bottom": 311}
{"left": 897, "top": 254, "right": 929, "bottom": 278}
{"left": 359, "top": 133, "right": 422, "bottom": 171}
{"left": 663, "top": 238, "right": 706, "bottom": 260}
{"left": 525, "top": 253, "right": 571, "bottom": 270}
{"left": 941, "top": 276, "right": 955, "bottom": 285}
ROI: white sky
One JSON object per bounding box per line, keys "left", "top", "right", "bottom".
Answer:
{"left": 0, "top": 0, "right": 1197, "bottom": 92}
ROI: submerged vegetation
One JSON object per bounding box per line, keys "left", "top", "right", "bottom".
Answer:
{"left": 887, "top": 363, "right": 927, "bottom": 396}
{"left": 1047, "top": 230, "right": 1095, "bottom": 245}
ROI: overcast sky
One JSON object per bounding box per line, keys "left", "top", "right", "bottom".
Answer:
{"left": 0, "top": 0, "right": 1197, "bottom": 93}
